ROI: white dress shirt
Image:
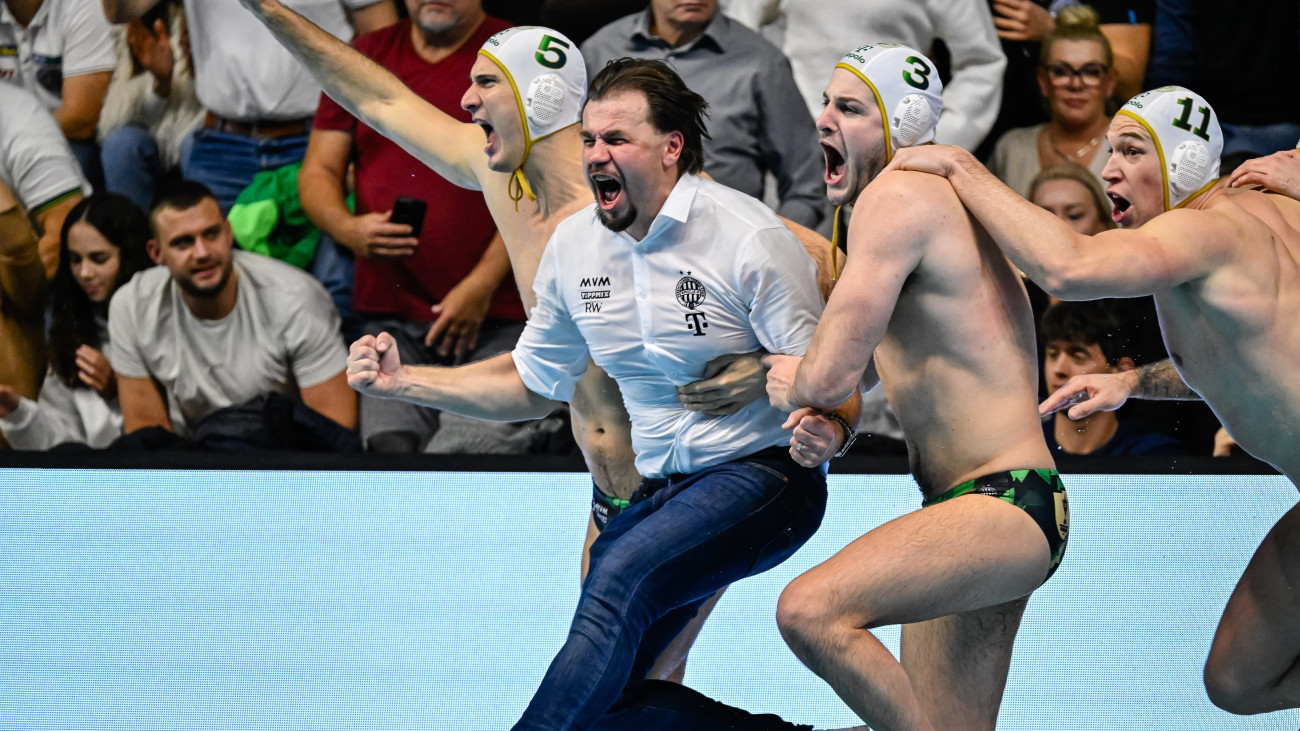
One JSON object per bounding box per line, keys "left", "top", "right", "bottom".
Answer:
{"left": 513, "top": 174, "right": 824, "bottom": 478}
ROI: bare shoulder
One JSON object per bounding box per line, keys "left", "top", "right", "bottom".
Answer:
{"left": 850, "top": 170, "right": 966, "bottom": 241}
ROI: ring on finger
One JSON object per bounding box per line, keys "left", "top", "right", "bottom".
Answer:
{"left": 795, "top": 442, "right": 805, "bottom": 453}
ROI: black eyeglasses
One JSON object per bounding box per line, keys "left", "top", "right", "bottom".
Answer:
{"left": 1042, "top": 62, "right": 1109, "bottom": 87}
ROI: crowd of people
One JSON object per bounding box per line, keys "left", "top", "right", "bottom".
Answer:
{"left": 2, "top": 0, "right": 1299, "bottom": 728}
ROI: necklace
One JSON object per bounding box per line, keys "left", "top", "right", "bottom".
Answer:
{"left": 1046, "top": 127, "right": 1103, "bottom": 164}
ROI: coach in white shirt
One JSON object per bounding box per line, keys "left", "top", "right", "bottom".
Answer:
{"left": 347, "top": 58, "right": 856, "bottom": 730}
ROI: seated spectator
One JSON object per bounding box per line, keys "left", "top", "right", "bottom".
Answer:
{"left": 0, "top": 82, "right": 87, "bottom": 280}
{"left": 540, "top": 0, "right": 645, "bottom": 45}
{"left": 0, "top": 193, "right": 150, "bottom": 449}
{"left": 0, "top": 177, "right": 45, "bottom": 449}
{"left": 108, "top": 181, "right": 356, "bottom": 439}
{"left": 302, "top": 0, "right": 539, "bottom": 453}
{"left": 582, "top": 0, "right": 827, "bottom": 230}
{"left": 0, "top": 0, "right": 116, "bottom": 188}
{"left": 988, "top": 4, "right": 1114, "bottom": 197}
{"left": 1040, "top": 300, "right": 1184, "bottom": 456}
{"left": 97, "top": 0, "right": 204, "bottom": 212}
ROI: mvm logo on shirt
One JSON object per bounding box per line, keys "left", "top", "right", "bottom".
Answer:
{"left": 579, "top": 275, "right": 611, "bottom": 313}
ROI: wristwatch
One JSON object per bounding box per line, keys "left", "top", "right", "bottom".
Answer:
{"left": 824, "top": 412, "right": 858, "bottom": 458}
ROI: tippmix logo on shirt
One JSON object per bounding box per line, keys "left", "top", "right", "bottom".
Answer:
{"left": 676, "top": 271, "right": 709, "bottom": 336}
{"left": 579, "top": 275, "right": 611, "bottom": 313}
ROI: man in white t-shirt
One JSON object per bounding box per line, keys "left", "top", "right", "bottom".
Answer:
{"left": 108, "top": 180, "right": 356, "bottom": 436}
{"left": 0, "top": 82, "right": 88, "bottom": 279}
{"left": 101, "top": 0, "right": 397, "bottom": 210}
{"left": 347, "top": 58, "right": 855, "bottom": 729}
{"left": 0, "top": 0, "right": 116, "bottom": 185}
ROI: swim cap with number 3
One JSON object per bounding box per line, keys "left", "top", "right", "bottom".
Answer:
{"left": 835, "top": 43, "right": 944, "bottom": 161}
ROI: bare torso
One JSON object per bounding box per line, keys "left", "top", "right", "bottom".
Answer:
{"left": 480, "top": 175, "right": 641, "bottom": 499}
{"left": 871, "top": 176, "right": 1055, "bottom": 499}
{"left": 1154, "top": 186, "right": 1300, "bottom": 482}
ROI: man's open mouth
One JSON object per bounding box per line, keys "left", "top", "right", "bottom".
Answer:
{"left": 822, "top": 142, "right": 846, "bottom": 185}
{"left": 1107, "top": 192, "right": 1131, "bottom": 222}
{"left": 592, "top": 174, "right": 623, "bottom": 210}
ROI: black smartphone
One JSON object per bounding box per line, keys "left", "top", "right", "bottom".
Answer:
{"left": 390, "top": 197, "right": 428, "bottom": 238}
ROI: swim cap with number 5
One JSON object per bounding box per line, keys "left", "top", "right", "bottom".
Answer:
{"left": 479, "top": 27, "right": 587, "bottom": 157}
{"left": 835, "top": 43, "right": 944, "bottom": 161}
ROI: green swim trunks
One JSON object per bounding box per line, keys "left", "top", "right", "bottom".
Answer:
{"left": 923, "top": 469, "right": 1069, "bottom": 582}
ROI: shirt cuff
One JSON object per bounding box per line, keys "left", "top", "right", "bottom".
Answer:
{"left": 1, "top": 397, "right": 38, "bottom": 431}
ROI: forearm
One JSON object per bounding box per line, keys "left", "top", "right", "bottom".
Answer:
{"left": 1132, "top": 359, "right": 1200, "bottom": 400}
{"left": 392, "top": 353, "right": 558, "bottom": 421}
{"left": 298, "top": 164, "right": 356, "bottom": 246}
{"left": 462, "top": 231, "right": 512, "bottom": 294}
{"left": 244, "top": 0, "right": 411, "bottom": 131}
{"left": 53, "top": 106, "right": 100, "bottom": 141}
{"left": 790, "top": 352, "right": 863, "bottom": 412}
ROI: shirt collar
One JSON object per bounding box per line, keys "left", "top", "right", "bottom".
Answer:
{"left": 622, "top": 173, "right": 699, "bottom": 245}
{"left": 630, "top": 9, "right": 728, "bottom": 53}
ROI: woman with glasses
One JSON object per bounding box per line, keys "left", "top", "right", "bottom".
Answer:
{"left": 987, "top": 4, "right": 1116, "bottom": 198}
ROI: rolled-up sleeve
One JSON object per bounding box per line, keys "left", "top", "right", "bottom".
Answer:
{"left": 511, "top": 240, "right": 591, "bottom": 402}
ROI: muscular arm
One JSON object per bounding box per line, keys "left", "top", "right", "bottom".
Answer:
{"left": 886, "top": 146, "right": 1231, "bottom": 299}
{"left": 1133, "top": 358, "right": 1200, "bottom": 400}
{"left": 788, "top": 173, "right": 926, "bottom": 411}
{"left": 238, "top": 0, "right": 486, "bottom": 189}
{"left": 300, "top": 369, "right": 358, "bottom": 429}
{"left": 53, "top": 72, "right": 112, "bottom": 140}
{"left": 118, "top": 374, "right": 172, "bottom": 433}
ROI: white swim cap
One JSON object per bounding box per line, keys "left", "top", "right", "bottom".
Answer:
{"left": 834, "top": 42, "right": 944, "bottom": 161}
{"left": 478, "top": 26, "right": 587, "bottom": 201}
{"left": 1116, "top": 86, "right": 1223, "bottom": 210}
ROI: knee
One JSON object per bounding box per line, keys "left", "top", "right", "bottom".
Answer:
{"left": 1204, "top": 655, "right": 1265, "bottom": 716}
{"left": 776, "top": 574, "right": 843, "bottom": 655}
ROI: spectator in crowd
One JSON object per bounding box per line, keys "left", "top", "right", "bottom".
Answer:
{"left": 101, "top": 0, "right": 397, "bottom": 211}
{"left": 988, "top": 5, "right": 1113, "bottom": 197}
{"left": 97, "top": 0, "right": 204, "bottom": 212}
{"left": 108, "top": 181, "right": 356, "bottom": 437}
{"left": 582, "top": 0, "right": 828, "bottom": 230}
{"left": 0, "top": 177, "right": 45, "bottom": 449}
{"left": 1146, "top": 0, "right": 1299, "bottom": 159}
{"left": 0, "top": 0, "right": 116, "bottom": 188}
{"left": 1040, "top": 300, "right": 1183, "bottom": 455}
{"left": 0, "top": 193, "right": 149, "bottom": 449}
{"left": 541, "top": 0, "right": 644, "bottom": 45}
{"left": 723, "top": 0, "right": 1006, "bottom": 151}
{"left": 0, "top": 82, "right": 88, "bottom": 279}
{"left": 301, "top": 0, "right": 533, "bottom": 453}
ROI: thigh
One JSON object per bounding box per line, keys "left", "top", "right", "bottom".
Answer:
{"left": 901, "top": 597, "right": 1029, "bottom": 731}
{"left": 793, "top": 494, "right": 1050, "bottom": 629}
{"left": 1208, "top": 501, "right": 1300, "bottom": 691}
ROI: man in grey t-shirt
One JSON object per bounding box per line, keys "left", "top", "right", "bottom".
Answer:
{"left": 108, "top": 180, "right": 356, "bottom": 436}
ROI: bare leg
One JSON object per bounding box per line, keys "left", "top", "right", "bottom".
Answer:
{"left": 777, "top": 495, "right": 1050, "bottom": 731}
{"left": 901, "top": 598, "right": 1028, "bottom": 730}
{"left": 1204, "top": 500, "right": 1300, "bottom": 715}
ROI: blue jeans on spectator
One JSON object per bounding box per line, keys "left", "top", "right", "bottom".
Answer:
{"left": 101, "top": 124, "right": 162, "bottom": 212}
{"left": 511, "top": 449, "right": 827, "bottom": 731}
{"left": 309, "top": 232, "right": 356, "bottom": 341}
{"left": 181, "top": 127, "right": 308, "bottom": 213}
{"left": 1221, "top": 122, "right": 1300, "bottom": 159}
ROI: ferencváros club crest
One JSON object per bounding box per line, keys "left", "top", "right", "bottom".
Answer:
{"left": 675, "top": 272, "right": 706, "bottom": 310}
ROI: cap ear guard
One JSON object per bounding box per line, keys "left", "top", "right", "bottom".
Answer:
{"left": 527, "top": 73, "right": 569, "bottom": 129}
{"left": 891, "top": 93, "right": 936, "bottom": 149}
{"left": 1169, "top": 139, "right": 1216, "bottom": 198}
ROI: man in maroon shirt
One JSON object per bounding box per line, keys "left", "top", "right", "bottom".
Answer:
{"left": 300, "top": 0, "right": 530, "bottom": 452}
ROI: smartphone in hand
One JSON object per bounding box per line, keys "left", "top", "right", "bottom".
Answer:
{"left": 390, "top": 197, "right": 428, "bottom": 239}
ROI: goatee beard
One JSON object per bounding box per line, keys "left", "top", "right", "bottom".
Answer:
{"left": 595, "top": 202, "right": 638, "bottom": 233}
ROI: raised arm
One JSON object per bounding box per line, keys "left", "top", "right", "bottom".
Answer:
{"left": 885, "top": 145, "right": 1230, "bottom": 299}
{"left": 237, "top": 0, "right": 487, "bottom": 190}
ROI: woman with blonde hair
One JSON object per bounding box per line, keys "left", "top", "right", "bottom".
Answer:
{"left": 988, "top": 4, "right": 1116, "bottom": 198}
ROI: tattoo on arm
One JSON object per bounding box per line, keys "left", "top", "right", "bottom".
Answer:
{"left": 1135, "top": 360, "right": 1201, "bottom": 400}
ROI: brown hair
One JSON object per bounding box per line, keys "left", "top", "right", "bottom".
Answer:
{"left": 585, "top": 57, "right": 710, "bottom": 175}
{"left": 1028, "top": 163, "right": 1116, "bottom": 231}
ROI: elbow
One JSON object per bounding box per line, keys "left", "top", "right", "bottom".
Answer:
{"left": 1039, "top": 264, "right": 1093, "bottom": 302}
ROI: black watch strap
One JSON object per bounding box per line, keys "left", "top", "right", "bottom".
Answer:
{"left": 824, "top": 412, "right": 857, "bottom": 458}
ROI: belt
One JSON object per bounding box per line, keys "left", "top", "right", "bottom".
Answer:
{"left": 639, "top": 445, "right": 791, "bottom": 497}
{"left": 203, "top": 112, "right": 313, "bottom": 139}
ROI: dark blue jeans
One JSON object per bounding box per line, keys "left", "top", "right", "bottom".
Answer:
{"left": 511, "top": 448, "right": 828, "bottom": 731}
{"left": 180, "top": 127, "right": 308, "bottom": 213}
